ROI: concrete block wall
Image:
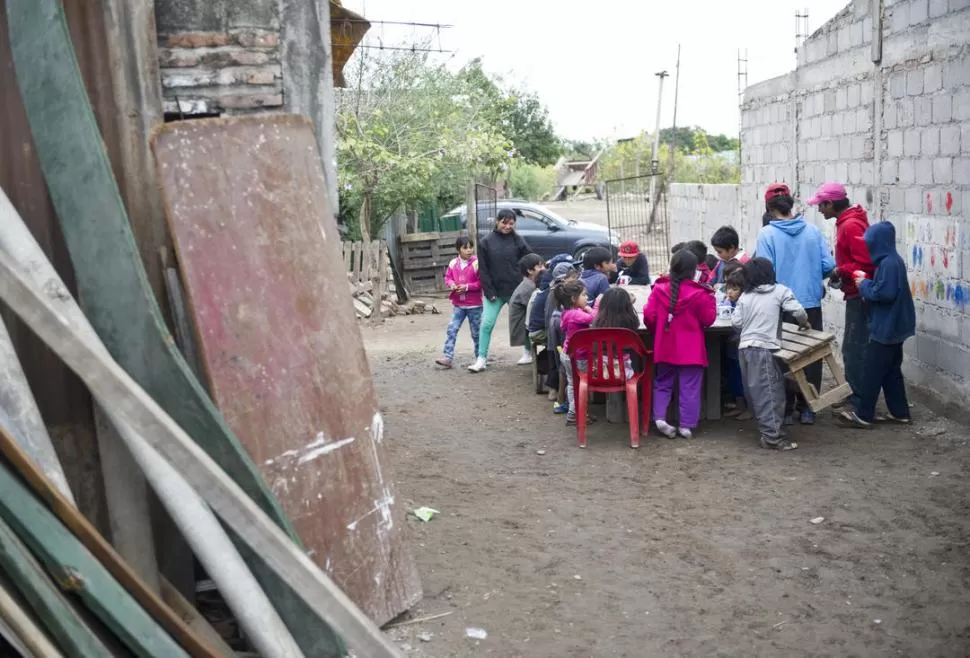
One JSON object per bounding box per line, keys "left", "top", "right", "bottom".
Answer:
{"left": 668, "top": 184, "right": 742, "bottom": 252}
{"left": 740, "top": 0, "right": 970, "bottom": 406}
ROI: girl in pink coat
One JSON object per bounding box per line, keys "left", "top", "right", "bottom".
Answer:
{"left": 643, "top": 250, "right": 717, "bottom": 439}
{"left": 436, "top": 237, "right": 483, "bottom": 368}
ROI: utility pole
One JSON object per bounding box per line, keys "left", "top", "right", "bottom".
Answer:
{"left": 647, "top": 70, "right": 668, "bottom": 231}
{"left": 666, "top": 45, "right": 681, "bottom": 186}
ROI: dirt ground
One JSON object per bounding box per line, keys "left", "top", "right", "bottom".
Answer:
{"left": 364, "top": 308, "right": 970, "bottom": 657}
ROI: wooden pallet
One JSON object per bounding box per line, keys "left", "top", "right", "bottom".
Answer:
{"left": 399, "top": 231, "right": 464, "bottom": 294}
{"left": 775, "top": 323, "right": 852, "bottom": 412}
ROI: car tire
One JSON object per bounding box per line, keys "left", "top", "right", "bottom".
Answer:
{"left": 572, "top": 245, "right": 591, "bottom": 265}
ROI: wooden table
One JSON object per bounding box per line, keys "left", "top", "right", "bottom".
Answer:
{"left": 623, "top": 285, "right": 734, "bottom": 422}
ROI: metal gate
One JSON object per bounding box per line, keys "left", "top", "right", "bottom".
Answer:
{"left": 473, "top": 183, "right": 497, "bottom": 235}
{"left": 605, "top": 173, "right": 669, "bottom": 273}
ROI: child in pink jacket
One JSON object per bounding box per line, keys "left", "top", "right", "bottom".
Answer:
{"left": 436, "top": 237, "right": 483, "bottom": 368}
{"left": 643, "top": 250, "right": 717, "bottom": 439}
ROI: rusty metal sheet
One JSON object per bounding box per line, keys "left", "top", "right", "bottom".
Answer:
{"left": 152, "top": 115, "right": 421, "bottom": 625}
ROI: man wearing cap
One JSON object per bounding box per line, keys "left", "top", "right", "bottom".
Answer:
{"left": 616, "top": 241, "right": 651, "bottom": 285}
{"left": 806, "top": 182, "right": 875, "bottom": 402}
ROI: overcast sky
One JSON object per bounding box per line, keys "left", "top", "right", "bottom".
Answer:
{"left": 342, "top": 0, "right": 850, "bottom": 141}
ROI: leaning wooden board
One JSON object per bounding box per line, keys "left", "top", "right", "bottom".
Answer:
{"left": 0, "top": 458, "right": 189, "bottom": 657}
{"left": 0, "top": 425, "right": 226, "bottom": 657}
{"left": 3, "top": 0, "right": 344, "bottom": 653}
{"left": 777, "top": 323, "right": 852, "bottom": 412}
{"left": 152, "top": 116, "right": 422, "bottom": 625}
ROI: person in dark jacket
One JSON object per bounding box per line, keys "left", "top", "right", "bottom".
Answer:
{"left": 840, "top": 221, "right": 915, "bottom": 428}
{"left": 468, "top": 208, "right": 533, "bottom": 372}
{"left": 616, "top": 241, "right": 651, "bottom": 284}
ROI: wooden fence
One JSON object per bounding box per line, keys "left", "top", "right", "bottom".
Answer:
{"left": 342, "top": 240, "right": 391, "bottom": 321}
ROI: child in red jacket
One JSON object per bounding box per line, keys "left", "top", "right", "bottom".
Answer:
{"left": 644, "top": 250, "right": 717, "bottom": 439}
{"left": 436, "top": 237, "right": 483, "bottom": 368}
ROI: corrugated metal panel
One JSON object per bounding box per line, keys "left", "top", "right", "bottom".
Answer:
{"left": 0, "top": 0, "right": 125, "bottom": 533}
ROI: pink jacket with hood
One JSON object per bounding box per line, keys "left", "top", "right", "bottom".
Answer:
{"left": 643, "top": 276, "right": 717, "bottom": 366}
{"left": 444, "top": 255, "right": 483, "bottom": 307}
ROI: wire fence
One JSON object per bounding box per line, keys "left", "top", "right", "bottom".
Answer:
{"left": 605, "top": 174, "right": 670, "bottom": 275}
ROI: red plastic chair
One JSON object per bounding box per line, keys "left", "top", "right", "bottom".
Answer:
{"left": 567, "top": 328, "right": 653, "bottom": 449}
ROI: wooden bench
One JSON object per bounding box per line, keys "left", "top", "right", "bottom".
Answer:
{"left": 775, "top": 323, "right": 852, "bottom": 412}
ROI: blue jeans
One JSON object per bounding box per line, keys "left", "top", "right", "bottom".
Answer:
{"left": 852, "top": 341, "right": 910, "bottom": 422}
{"left": 843, "top": 298, "right": 869, "bottom": 400}
{"left": 443, "top": 306, "right": 482, "bottom": 360}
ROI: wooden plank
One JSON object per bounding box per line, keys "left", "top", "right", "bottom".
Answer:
{"left": 780, "top": 331, "right": 824, "bottom": 349}
{"left": 774, "top": 347, "right": 802, "bottom": 362}
{"left": 400, "top": 231, "right": 441, "bottom": 243}
{"left": 791, "top": 369, "right": 819, "bottom": 402}
{"left": 824, "top": 352, "right": 848, "bottom": 386}
{"left": 371, "top": 243, "right": 386, "bottom": 327}
{"left": 152, "top": 116, "right": 421, "bottom": 625}
{"left": 781, "top": 323, "right": 834, "bottom": 342}
{"left": 0, "top": 246, "right": 403, "bottom": 658}
{"left": 807, "top": 383, "right": 853, "bottom": 413}
{"left": 0, "top": 457, "right": 190, "bottom": 657}
{"left": 0, "top": 576, "right": 63, "bottom": 658}
{"left": 159, "top": 580, "right": 235, "bottom": 658}
{"left": 3, "top": 0, "right": 338, "bottom": 650}
{"left": 786, "top": 344, "right": 833, "bottom": 373}
{"left": 0, "top": 514, "right": 113, "bottom": 656}
{"left": 0, "top": 425, "right": 227, "bottom": 657}
{"left": 0, "top": 191, "right": 297, "bottom": 657}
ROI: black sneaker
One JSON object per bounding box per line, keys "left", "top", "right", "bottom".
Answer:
{"left": 838, "top": 410, "right": 873, "bottom": 429}
{"left": 566, "top": 414, "right": 598, "bottom": 427}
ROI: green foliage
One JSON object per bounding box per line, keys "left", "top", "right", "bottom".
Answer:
{"left": 336, "top": 50, "right": 512, "bottom": 239}
{"left": 336, "top": 52, "right": 563, "bottom": 238}
{"left": 598, "top": 128, "right": 740, "bottom": 187}
{"left": 508, "top": 163, "right": 558, "bottom": 201}
{"left": 659, "top": 126, "right": 739, "bottom": 155}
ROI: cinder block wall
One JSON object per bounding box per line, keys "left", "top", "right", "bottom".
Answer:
{"left": 668, "top": 184, "right": 742, "bottom": 251}
{"left": 739, "top": 0, "right": 970, "bottom": 406}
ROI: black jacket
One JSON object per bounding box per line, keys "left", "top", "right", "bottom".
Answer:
{"left": 478, "top": 229, "right": 532, "bottom": 299}
{"left": 618, "top": 253, "right": 650, "bottom": 284}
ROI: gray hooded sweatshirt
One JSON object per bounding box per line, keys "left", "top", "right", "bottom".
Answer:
{"left": 731, "top": 284, "right": 807, "bottom": 350}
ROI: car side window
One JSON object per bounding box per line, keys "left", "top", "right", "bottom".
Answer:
{"left": 514, "top": 209, "right": 550, "bottom": 232}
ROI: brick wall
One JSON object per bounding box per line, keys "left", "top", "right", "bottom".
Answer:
{"left": 741, "top": 0, "right": 970, "bottom": 406}
{"left": 155, "top": 1, "right": 283, "bottom": 115}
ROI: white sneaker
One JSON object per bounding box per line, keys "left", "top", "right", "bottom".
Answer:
{"left": 517, "top": 349, "right": 533, "bottom": 365}
{"left": 656, "top": 419, "right": 676, "bottom": 438}
{"left": 677, "top": 427, "right": 693, "bottom": 439}
{"left": 467, "top": 357, "right": 487, "bottom": 373}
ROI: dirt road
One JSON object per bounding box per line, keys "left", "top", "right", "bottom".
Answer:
{"left": 366, "top": 310, "right": 970, "bottom": 657}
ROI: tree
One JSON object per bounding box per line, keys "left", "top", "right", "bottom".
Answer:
{"left": 457, "top": 59, "right": 561, "bottom": 166}
{"left": 336, "top": 49, "right": 511, "bottom": 241}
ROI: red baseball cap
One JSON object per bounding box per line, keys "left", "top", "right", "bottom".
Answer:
{"left": 806, "top": 181, "right": 848, "bottom": 205}
{"left": 618, "top": 241, "right": 640, "bottom": 258}
{"left": 764, "top": 183, "right": 791, "bottom": 203}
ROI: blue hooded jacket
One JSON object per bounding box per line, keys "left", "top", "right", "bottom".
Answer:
{"left": 859, "top": 222, "right": 915, "bottom": 345}
{"left": 755, "top": 216, "right": 836, "bottom": 309}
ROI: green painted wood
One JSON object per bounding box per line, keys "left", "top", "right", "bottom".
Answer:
{"left": 0, "top": 514, "right": 113, "bottom": 657}
{"left": 0, "top": 459, "right": 187, "bottom": 657}
{"left": 3, "top": 1, "right": 345, "bottom": 654}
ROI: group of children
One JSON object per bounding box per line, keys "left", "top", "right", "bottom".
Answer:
{"left": 435, "top": 203, "right": 915, "bottom": 451}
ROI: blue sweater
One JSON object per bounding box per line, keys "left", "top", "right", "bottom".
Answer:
{"left": 580, "top": 269, "right": 610, "bottom": 301}
{"left": 859, "top": 222, "right": 915, "bottom": 345}
{"left": 755, "top": 216, "right": 836, "bottom": 309}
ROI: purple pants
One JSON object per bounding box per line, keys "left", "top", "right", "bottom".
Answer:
{"left": 653, "top": 364, "right": 704, "bottom": 429}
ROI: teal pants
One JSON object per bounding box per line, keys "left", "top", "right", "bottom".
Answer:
{"left": 478, "top": 296, "right": 510, "bottom": 358}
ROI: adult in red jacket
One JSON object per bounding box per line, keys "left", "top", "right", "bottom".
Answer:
{"left": 806, "top": 182, "right": 875, "bottom": 401}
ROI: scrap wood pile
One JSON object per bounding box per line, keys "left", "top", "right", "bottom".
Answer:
{"left": 0, "top": 1, "right": 420, "bottom": 656}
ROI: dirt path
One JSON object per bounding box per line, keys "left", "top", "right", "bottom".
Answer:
{"left": 365, "top": 311, "right": 970, "bottom": 657}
